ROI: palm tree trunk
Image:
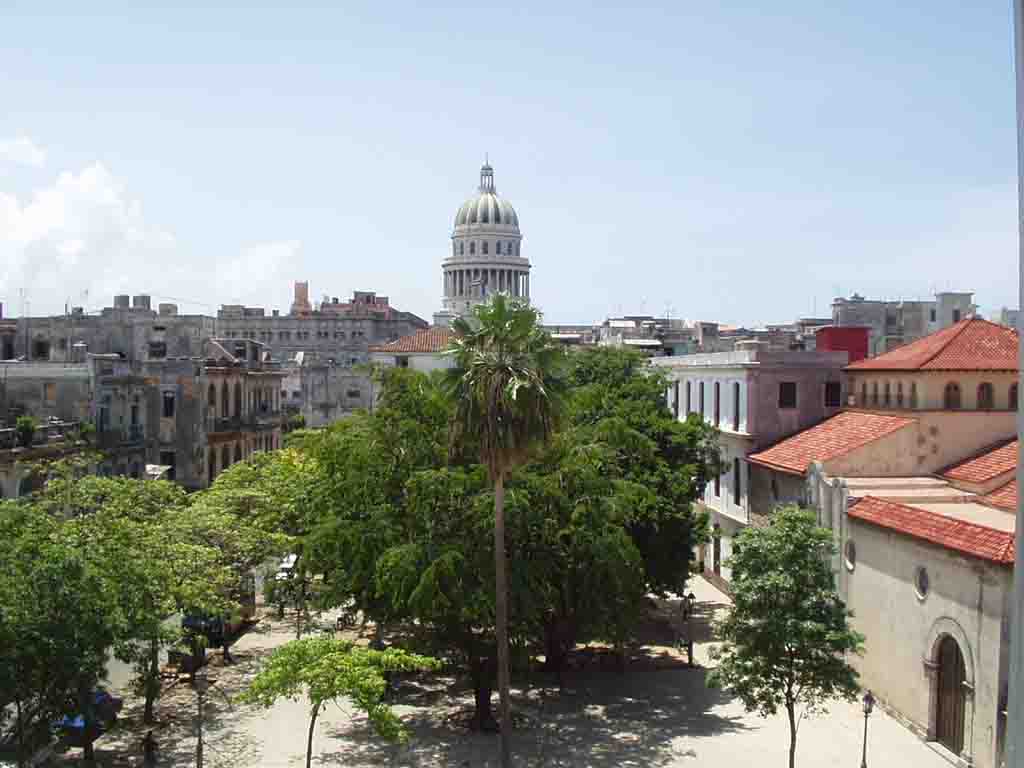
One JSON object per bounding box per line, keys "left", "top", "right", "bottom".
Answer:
{"left": 494, "top": 472, "right": 512, "bottom": 768}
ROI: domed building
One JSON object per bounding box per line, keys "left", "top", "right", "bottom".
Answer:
{"left": 438, "top": 163, "right": 531, "bottom": 321}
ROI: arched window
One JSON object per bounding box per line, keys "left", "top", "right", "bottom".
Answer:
{"left": 221, "top": 444, "right": 230, "bottom": 470}
{"left": 884, "top": 381, "right": 891, "bottom": 407}
{"left": 860, "top": 381, "right": 868, "bottom": 407}
{"left": 469, "top": 241, "right": 476, "bottom": 255}
{"left": 977, "top": 382, "right": 994, "bottom": 410}
{"left": 234, "top": 382, "right": 243, "bottom": 417}
{"left": 896, "top": 382, "right": 904, "bottom": 408}
{"left": 872, "top": 382, "right": 879, "bottom": 406}
{"left": 221, "top": 382, "right": 230, "bottom": 418}
{"left": 235, "top": 443, "right": 243, "bottom": 463}
{"left": 208, "top": 450, "right": 216, "bottom": 484}
{"left": 1011, "top": 383, "right": 1018, "bottom": 412}
{"left": 944, "top": 382, "right": 961, "bottom": 410}
{"left": 207, "top": 383, "right": 216, "bottom": 409}
{"left": 482, "top": 241, "right": 489, "bottom": 255}
{"left": 910, "top": 381, "right": 918, "bottom": 409}
{"left": 459, "top": 242, "right": 464, "bottom": 255}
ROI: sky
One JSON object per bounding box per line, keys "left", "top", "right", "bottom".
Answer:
{"left": 0, "top": 1, "right": 1017, "bottom": 326}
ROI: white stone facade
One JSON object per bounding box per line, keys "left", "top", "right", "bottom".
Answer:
{"left": 441, "top": 163, "right": 531, "bottom": 317}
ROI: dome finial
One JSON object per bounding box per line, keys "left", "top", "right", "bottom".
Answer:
{"left": 479, "top": 158, "right": 495, "bottom": 193}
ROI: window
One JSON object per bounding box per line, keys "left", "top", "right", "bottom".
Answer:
{"left": 914, "top": 566, "right": 930, "bottom": 600}
{"left": 952, "top": 309, "right": 961, "bottom": 323}
{"left": 872, "top": 382, "right": 879, "bottom": 406}
{"left": 714, "top": 468, "right": 720, "bottom": 497}
{"left": 482, "top": 241, "right": 489, "bottom": 255}
{"left": 469, "top": 241, "right": 476, "bottom": 255}
{"left": 222, "top": 444, "right": 230, "bottom": 470}
{"left": 459, "top": 242, "right": 464, "bottom": 255}
{"left": 507, "top": 241, "right": 513, "bottom": 254}
{"left": 844, "top": 540, "right": 856, "bottom": 572}
{"left": 685, "top": 381, "right": 692, "bottom": 414}
{"left": 162, "top": 391, "right": 175, "bottom": 418}
{"left": 733, "top": 382, "right": 741, "bottom": 431}
{"left": 733, "top": 458, "right": 741, "bottom": 506}
{"left": 159, "top": 450, "right": 176, "bottom": 482}
{"left": 672, "top": 381, "right": 680, "bottom": 419}
{"left": 896, "top": 382, "right": 904, "bottom": 408}
{"left": 883, "top": 381, "right": 891, "bottom": 407}
{"left": 714, "top": 382, "right": 721, "bottom": 426}
{"left": 824, "top": 381, "right": 841, "bottom": 408}
{"left": 977, "top": 382, "right": 994, "bottom": 410}
{"left": 699, "top": 382, "right": 705, "bottom": 418}
{"left": 910, "top": 381, "right": 918, "bottom": 409}
{"left": 347, "top": 389, "right": 361, "bottom": 398}
{"left": 860, "top": 381, "right": 868, "bottom": 406}
{"left": 778, "top": 381, "right": 797, "bottom": 409}
{"left": 43, "top": 382, "right": 57, "bottom": 405}
{"left": 944, "top": 382, "right": 961, "bottom": 410}
{"left": 930, "top": 308, "right": 937, "bottom": 323}
{"left": 1011, "top": 383, "right": 1018, "bottom": 412}
{"left": 495, "top": 241, "right": 502, "bottom": 255}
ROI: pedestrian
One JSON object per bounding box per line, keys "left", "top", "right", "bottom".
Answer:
{"left": 141, "top": 729, "right": 158, "bottom": 766}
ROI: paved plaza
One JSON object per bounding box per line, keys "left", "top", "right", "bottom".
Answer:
{"left": 73, "top": 576, "right": 951, "bottom": 767}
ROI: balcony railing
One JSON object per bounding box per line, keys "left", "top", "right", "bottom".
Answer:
{"left": 96, "top": 425, "right": 145, "bottom": 450}
{"left": 0, "top": 420, "right": 83, "bottom": 452}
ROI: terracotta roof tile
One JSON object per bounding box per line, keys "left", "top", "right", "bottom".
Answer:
{"left": 369, "top": 327, "right": 454, "bottom": 354}
{"left": 747, "top": 411, "right": 916, "bottom": 475}
{"left": 849, "top": 496, "right": 1015, "bottom": 565}
{"left": 982, "top": 479, "right": 1018, "bottom": 512}
{"left": 846, "top": 318, "right": 1018, "bottom": 372}
{"left": 942, "top": 440, "right": 1018, "bottom": 484}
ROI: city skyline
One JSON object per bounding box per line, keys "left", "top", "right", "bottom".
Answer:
{"left": 0, "top": 1, "right": 1017, "bottom": 325}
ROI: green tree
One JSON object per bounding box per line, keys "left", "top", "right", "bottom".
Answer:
{"left": 14, "top": 416, "right": 36, "bottom": 448}
{"left": 239, "top": 636, "right": 440, "bottom": 768}
{"left": 708, "top": 506, "right": 865, "bottom": 768}
{"left": 446, "top": 294, "right": 565, "bottom": 767}
{"left": 0, "top": 502, "right": 120, "bottom": 765}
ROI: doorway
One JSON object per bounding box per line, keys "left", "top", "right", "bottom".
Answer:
{"left": 935, "top": 635, "right": 966, "bottom": 755}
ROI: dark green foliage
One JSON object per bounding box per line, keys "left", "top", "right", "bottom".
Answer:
{"left": 15, "top": 415, "right": 36, "bottom": 448}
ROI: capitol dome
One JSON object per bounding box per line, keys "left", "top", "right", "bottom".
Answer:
{"left": 453, "top": 163, "right": 520, "bottom": 234}
{"left": 439, "top": 161, "right": 531, "bottom": 321}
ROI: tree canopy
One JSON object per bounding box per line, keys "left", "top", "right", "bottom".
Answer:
{"left": 708, "top": 506, "right": 865, "bottom": 768}
{"left": 239, "top": 636, "right": 439, "bottom": 768}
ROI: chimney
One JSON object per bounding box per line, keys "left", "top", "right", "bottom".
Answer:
{"left": 114, "top": 294, "right": 130, "bottom": 309}
{"left": 133, "top": 294, "right": 152, "bottom": 311}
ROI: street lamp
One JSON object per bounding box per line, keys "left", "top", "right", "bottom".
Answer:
{"left": 860, "top": 690, "right": 875, "bottom": 768}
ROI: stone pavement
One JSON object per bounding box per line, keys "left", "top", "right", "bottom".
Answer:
{"left": 68, "top": 577, "right": 951, "bottom": 767}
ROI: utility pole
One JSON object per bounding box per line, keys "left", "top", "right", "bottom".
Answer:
{"left": 1009, "top": 0, "right": 1024, "bottom": 764}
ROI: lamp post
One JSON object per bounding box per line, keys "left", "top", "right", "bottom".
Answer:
{"left": 860, "top": 690, "right": 875, "bottom": 768}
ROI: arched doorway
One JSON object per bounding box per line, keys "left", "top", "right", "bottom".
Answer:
{"left": 936, "top": 635, "right": 966, "bottom": 754}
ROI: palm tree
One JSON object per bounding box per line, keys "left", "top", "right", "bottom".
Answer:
{"left": 447, "top": 293, "right": 564, "bottom": 767}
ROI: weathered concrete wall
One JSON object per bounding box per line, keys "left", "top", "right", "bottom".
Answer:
{"left": 844, "top": 517, "right": 1008, "bottom": 768}
{"left": 0, "top": 363, "right": 92, "bottom": 424}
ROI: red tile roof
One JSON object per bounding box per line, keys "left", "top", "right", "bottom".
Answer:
{"left": 369, "top": 327, "right": 454, "bottom": 354}
{"left": 848, "top": 496, "right": 1015, "bottom": 565}
{"left": 941, "top": 440, "right": 1018, "bottom": 485}
{"left": 747, "top": 411, "right": 916, "bottom": 475}
{"left": 982, "top": 479, "right": 1018, "bottom": 512}
{"left": 846, "top": 318, "right": 1018, "bottom": 372}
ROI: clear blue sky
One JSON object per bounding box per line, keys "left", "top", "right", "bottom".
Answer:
{"left": 0, "top": 1, "right": 1016, "bottom": 325}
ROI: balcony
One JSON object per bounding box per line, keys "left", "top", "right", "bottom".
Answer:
{"left": 96, "top": 425, "right": 145, "bottom": 450}
{"left": 0, "top": 420, "right": 83, "bottom": 455}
